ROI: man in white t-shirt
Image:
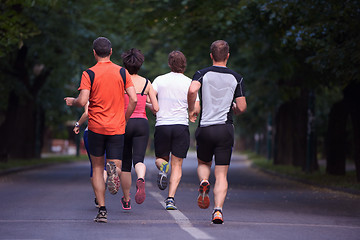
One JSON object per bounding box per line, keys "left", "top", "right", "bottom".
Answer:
{"left": 152, "top": 50, "right": 199, "bottom": 210}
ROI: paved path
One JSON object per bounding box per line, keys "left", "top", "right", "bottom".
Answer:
{"left": 0, "top": 153, "right": 359, "bottom": 240}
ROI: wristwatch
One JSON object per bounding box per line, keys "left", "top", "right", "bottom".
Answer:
{"left": 75, "top": 122, "right": 80, "bottom": 128}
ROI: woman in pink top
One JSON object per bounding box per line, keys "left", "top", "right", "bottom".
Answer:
{"left": 120, "top": 48, "right": 159, "bottom": 209}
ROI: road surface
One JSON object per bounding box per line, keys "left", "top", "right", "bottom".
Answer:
{"left": 0, "top": 153, "right": 359, "bottom": 240}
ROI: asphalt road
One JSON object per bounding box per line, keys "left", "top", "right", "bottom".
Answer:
{"left": 0, "top": 153, "right": 359, "bottom": 240}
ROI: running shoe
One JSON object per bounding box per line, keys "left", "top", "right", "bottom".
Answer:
{"left": 165, "top": 198, "right": 177, "bottom": 210}
{"left": 94, "top": 209, "right": 107, "bottom": 223}
{"left": 157, "top": 161, "right": 169, "bottom": 190}
{"left": 94, "top": 198, "right": 99, "bottom": 208}
{"left": 106, "top": 161, "right": 120, "bottom": 195}
{"left": 197, "top": 179, "right": 210, "bottom": 209}
{"left": 135, "top": 178, "right": 146, "bottom": 204}
{"left": 212, "top": 209, "right": 224, "bottom": 224}
{"left": 157, "top": 171, "right": 168, "bottom": 190}
{"left": 121, "top": 197, "right": 131, "bottom": 210}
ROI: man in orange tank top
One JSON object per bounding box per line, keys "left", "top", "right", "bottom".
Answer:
{"left": 64, "top": 37, "right": 137, "bottom": 223}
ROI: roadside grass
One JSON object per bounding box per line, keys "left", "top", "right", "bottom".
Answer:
{"left": 246, "top": 151, "right": 360, "bottom": 193}
{"left": 0, "top": 155, "right": 87, "bottom": 172}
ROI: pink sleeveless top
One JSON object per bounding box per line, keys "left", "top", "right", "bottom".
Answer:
{"left": 124, "top": 79, "right": 148, "bottom": 120}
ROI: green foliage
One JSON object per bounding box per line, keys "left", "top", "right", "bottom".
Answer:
{"left": 0, "top": 1, "right": 39, "bottom": 57}
{"left": 0, "top": 0, "right": 120, "bottom": 131}
{"left": 1, "top": 0, "right": 359, "bottom": 161}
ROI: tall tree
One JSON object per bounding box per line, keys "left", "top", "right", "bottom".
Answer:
{"left": 0, "top": 0, "right": 108, "bottom": 160}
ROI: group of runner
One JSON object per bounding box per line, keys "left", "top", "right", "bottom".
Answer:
{"left": 64, "top": 37, "right": 247, "bottom": 224}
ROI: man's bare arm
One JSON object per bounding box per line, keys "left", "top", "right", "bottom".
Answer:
{"left": 232, "top": 96, "right": 247, "bottom": 115}
{"left": 64, "top": 89, "right": 90, "bottom": 108}
{"left": 188, "top": 81, "right": 201, "bottom": 122}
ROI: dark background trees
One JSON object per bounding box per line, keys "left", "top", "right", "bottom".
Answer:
{"left": 0, "top": 0, "right": 359, "bottom": 180}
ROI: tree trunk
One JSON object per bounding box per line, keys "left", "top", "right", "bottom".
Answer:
{"left": 325, "top": 100, "right": 348, "bottom": 175}
{"left": 344, "top": 82, "right": 360, "bottom": 181}
{"left": 0, "top": 45, "right": 48, "bottom": 160}
{"left": 9, "top": 100, "right": 37, "bottom": 159}
{"left": 0, "top": 91, "right": 19, "bottom": 161}
{"left": 274, "top": 95, "right": 308, "bottom": 167}
{"left": 0, "top": 91, "right": 45, "bottom": 160}
{"left": 274, "top": 101, "right": 295, "bottom": 165}
{"left": 350, "top": 111, "right": 360, "bottom": 181}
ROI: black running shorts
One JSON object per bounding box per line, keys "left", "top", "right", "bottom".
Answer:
{"left": 154, "top": 125, "right": 190, "bottom": 159}
{"left": 195, "top": 124, "right": 234, "bottom": 165}
{"left": 88, "top": 130, "right": 124, "bottom": 159}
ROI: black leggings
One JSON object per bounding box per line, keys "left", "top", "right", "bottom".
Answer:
{"left": 122, "top": 118, "right": 149, "bottom": 172}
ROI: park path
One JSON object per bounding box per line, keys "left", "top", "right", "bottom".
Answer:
{"left": 0, "top": 153, "right": 359, "bottom": 240}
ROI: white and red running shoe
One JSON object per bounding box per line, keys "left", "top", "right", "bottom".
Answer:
{"left": 197, "top": 179, "right": 210, "bottom": 209}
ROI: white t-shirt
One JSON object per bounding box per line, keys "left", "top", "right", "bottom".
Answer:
{"left": 152, "top": 72, "right": 195, "bottom": 126}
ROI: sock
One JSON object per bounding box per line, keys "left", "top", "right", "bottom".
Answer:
{"left": 138, "top": 178, "right": 145, "bottom": 182}
{"left": 167, "top": 197, "right": 174, "bottom": 200}
{"left": 214, "top": 207, "right": 222, "bottom": 213}
{"left": 200, "top": 179, "right": 209, "bottom": 184}
{"left": 161, "top": 161, "right": 169, "bottom": 172}
{"left": 99, "top": 206, "right": 107, "bottom": 211}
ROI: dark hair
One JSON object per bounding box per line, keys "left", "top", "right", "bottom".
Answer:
{"left": 93, "top": 37, "right": 112, "bottom": 58}
{"left": 210, "top": 40, "right": 229, "bottom": 62}
{"left": 121, "top": 48, "right": 145, "bottom": 75}
{"left": 168, "top": 50, "right": 186, "bottom": 73}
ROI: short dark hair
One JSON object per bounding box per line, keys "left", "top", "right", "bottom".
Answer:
{"left": 121, "top": 48, "right": 145, "bottom": 75}
{"left": 168, "top": 51, "right": 187, "bottom": 73}
{"left": 210, "top": 40, "right": 229, "bottom": 62}
{"left": 93, "top": 37, "right": 112, "bottom": 58}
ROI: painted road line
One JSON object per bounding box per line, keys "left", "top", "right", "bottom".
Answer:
{"left": 150, "top": 191, "right": 213, "bottom": 240}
